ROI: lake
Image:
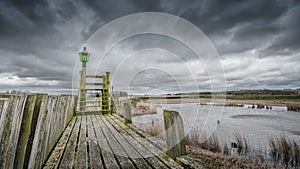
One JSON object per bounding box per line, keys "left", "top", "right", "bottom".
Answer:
{"left": 132, "top": 103, "right": 300, "bottom": 152}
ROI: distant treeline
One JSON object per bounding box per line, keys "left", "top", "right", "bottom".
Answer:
{"left": 171, "top": 89, "right": 300, "bottom": 96}
{"left": 135, "top": 95, "right": 300, "bottom": 101}
{"left": 226, "top": 94, "right": 300, "bottom": 101}
{"left": 130, "top": 89, "right": 300, "bottom": 101}
{"left": 226, "top": 89, "right": 300, "bottom": 95}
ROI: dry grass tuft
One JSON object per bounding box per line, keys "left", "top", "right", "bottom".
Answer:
{"left": 134, "top": 119, "right": 300, "bottom": 168}
{"left": 233, "top": 133, "right": 249, "bottom": 155}
{"left": 223, "top": 143, "right": 229, "bottom": 155}
{"left": 185, "top": 129, "right": 221, "bottom": 153}
{"left": 186, "top": 146, "right": 284, "bottom": 169}
{"left": 134, "top": 119, "right": 165, "bottom": 140}
{"left": 269, "top": 136, "right": 300, "bottom": 168}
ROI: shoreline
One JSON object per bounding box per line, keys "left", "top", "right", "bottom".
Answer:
{"left": 148, "top": 98, "right": 300, "bottom": 107}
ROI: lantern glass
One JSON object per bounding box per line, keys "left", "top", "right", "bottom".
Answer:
{"left": 79, "top": 47, "right": 90, "bottom": 62}
{"left": 80, "top": 53, "right": 89, "bottom": 62}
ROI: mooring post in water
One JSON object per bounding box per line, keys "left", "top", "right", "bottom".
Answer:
{"left": 123, "top": 102, "right": 132, "bottom": 124}
{"left": 163, "top": 110, "right": 186, "bottom": 159}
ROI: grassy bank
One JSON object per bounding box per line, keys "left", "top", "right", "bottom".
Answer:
{"left": 135, "top": 121, "right": 300, "bottom": 168}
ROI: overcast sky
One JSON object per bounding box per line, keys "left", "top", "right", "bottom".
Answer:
{"left": 0, "top": 0, "right": 299, "bottom": 94}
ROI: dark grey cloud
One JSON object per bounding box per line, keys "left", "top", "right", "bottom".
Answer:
{"left": 80, "top": 0, "right": 163, "bottom": 38}
{"left": 0, "top": 0, "right": 299, "bottom": 93}
{"left": 0, "top": 0, "right": 86, "bottom": 90}
{"left": 263, "top": 4, "right": 300, "bottom": 55}
{"left": 165, "top": 0, "right": 299, "bottom": 56}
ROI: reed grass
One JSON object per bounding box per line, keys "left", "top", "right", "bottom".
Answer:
{"left": 233, "top": 133, "right": 249, "bottom": 155}
{"left": 185, "top": 129, "right": 221, "bottom": 153}
{"left": 135, "top": 121, "right": 300, "bottom": 168}
{"left": 269, "top": 136, "right": 300, "bottom": 167}
{"left": 134, "top": 119, "right": 165, "bottom": 140}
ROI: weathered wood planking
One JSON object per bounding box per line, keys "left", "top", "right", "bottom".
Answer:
{"left": 101, "top": 115, "right": 150, "bottom": 169}
{"left": 45, "top": 114, "right": 185, "bottom": 169}
{"left": 28, "top": 95, "right": 76, "bottom": 169}
{"left": 59, "top": 116, "right": 81, "bottom": 168}
{"left": 104, "top": 115, "right": 169, "bottom": 169}
{"left": 43, "top": 118, "right": 76, "bottom": 169}
{"left": 75, "top": 116, "right": 88, "bottom": 168}
{"left": 0, "top": 95, "right": 27, "bottom": 169}
{"left": 0, "top": 94, "right": 76, "bottom": 169}
{"left": 109, "top": 115, "right": 183, "bottom": 168}
{"left": 96, "top": 115, "right": 136, "bottom": 168}
{"left": 86, "top": 116, "right": 104, "bottom": 169}
{"left": 91, "top": 115, "right": 120, "bottom": 168}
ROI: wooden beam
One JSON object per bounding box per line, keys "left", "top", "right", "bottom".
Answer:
{"left": 86, "top": 75, "right": 103, "bottom": 78}
{"left": 86, "top": 83, "right": 103, "bottom": 86}
{"left": 123, "top": 102, "right": 132, "bottom": 124}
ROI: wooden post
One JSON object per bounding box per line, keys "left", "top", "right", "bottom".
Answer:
{"left": 123, "top": 102, "right": 132, "bottom": 124}
{"left": 79, "top": 68, "right": 86, "bottom": 112}
{"left": 106, "top": 72, "right": 112, "bottom": 113}
{"left": 101, "top": 72, "right": 109, "bottom": 113}
{"left": 102, "top": 74, "right": 106, "bottom": 113}
{"left": 163, "top": 110, "right": 186, "bottom": 159}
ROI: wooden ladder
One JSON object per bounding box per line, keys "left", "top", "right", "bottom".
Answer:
{"left": 77, "top": 72, "right": 114, "bottom": 114}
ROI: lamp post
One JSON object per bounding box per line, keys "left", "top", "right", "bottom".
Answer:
{"left": 79, "top": 47, "right": 90, "bottom": 112}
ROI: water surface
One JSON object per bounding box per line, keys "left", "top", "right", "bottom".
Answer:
{"left": 133, "top": 103, "right": 300, "bottom": 151}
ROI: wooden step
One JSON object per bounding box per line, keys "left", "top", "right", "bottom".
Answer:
{"left": 76, "top": 110, "right": 101, "bottom": 113}
{"left": 80, "top": 100, "right": 100, "bottom": 103}
{"left": 86, "top": 75, "right": 103, "bottom": 78}
{"left": 86, "top": 89, "right": 103, "bottom": 91}
{"left": 80, "top": 105, "right": 101, "bottom": 108}
{"left": 86, "top": 83, "right": 103, "bottom": 86}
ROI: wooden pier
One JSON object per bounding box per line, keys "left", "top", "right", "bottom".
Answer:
{"left": 43, "top": 48, "right": 186, "bottom": 168}
{"left": 0, "top": 48, "right": 195, "bottom": 169}
{"left": 44, "top": 114, "right": 184, "bottom": 169}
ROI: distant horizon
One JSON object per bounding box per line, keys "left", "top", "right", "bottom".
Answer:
{"left": 1, "top": 87, "right": 299, "bottom": 95}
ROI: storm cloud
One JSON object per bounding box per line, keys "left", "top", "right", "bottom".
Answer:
{"left": 0, "top": 0, "right": 299, "bottom": 93}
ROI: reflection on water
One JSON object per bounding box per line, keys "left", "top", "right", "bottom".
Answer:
{"left": 133, "top": 103, "right": 300, "bottom": 151}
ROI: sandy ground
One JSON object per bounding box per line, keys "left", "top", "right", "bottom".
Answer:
{"left": 148, "top": 98, "right": 299, "bottom": 106}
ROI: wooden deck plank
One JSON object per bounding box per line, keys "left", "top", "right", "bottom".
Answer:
{"left": 43, "top": 118, "right": 76, "bottom": 169}
{"left": 91, "top": 115, "right": 120, "bottom": 169}
{"left": 59, "top": 116, "right": 81, "bottom": 168}
{"left": 105, "top": 115, "right": 169, "bottom": 169}
{"left": 96, "top": 115, "right": 136, "bottom": 169}
{"left": 86, "top": 116, "right": 104, "bottom": 169}
{"left": 109, "top": 115, "right": 183, "bottom": 169}
{"left": 101, "top": 115, "right": 151, "bottom": 169}
{"left": 75, "top": 116, "right": 88, "bottom": 168}
{"left": 45, "top": 114, "right": 185, "bottom": 169}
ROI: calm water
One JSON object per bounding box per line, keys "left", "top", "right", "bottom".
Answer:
{"left": 132, "top": 103, "right": 300, "bottom": 151}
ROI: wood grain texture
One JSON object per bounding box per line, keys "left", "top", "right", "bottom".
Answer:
{"left": 45, "top": 114, "right": 185, "bottom": 169}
